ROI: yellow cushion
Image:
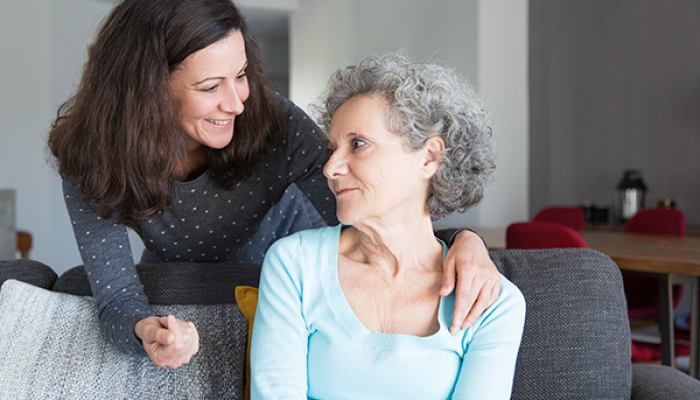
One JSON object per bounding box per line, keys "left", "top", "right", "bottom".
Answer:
{"left": 235, "top": 286, "right": 259, "bottom": 400}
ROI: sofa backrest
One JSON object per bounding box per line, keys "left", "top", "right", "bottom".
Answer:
{"left": 52, "top": 261, "right": 262, "bottom": 303}
{"left": 491, "top": 248, "right": 632, "bottom": 399}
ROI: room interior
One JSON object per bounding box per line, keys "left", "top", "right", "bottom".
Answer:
{"left": 1, "top": 0, "right": 699, "bottom": 383}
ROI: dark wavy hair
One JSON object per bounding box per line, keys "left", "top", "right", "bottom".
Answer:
{"left": 48, "top": 0, "right": 282, "bottom": 227}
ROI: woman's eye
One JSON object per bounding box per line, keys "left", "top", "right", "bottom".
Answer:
{"left": 203, "top": 85, "right": 218, "bottom": 93}
{"left": 236, "top": 72, "right": 247, "bottom": 82}
{"left": 352, "top": 139, "right": 367, "bottom": 149}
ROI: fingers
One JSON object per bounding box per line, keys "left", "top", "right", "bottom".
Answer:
{"left": 459, "top": 274, "right": 501, "bottom": 333}
{"left": 450, "top": 274, "right": 480, "bottom": 335}
{"left": 143, "top": 315, "right": 200, "bottom": 369}
{"left": 440, "top": 255, "right": 457, "bottom": 297}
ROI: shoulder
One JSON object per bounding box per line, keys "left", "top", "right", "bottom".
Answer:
{"left": 260, "top": 225, "right": 341, "bottom": 291}
{"left": 488, "top": 274, "right": 527, "bottom": 321}
{"left": 267, "top": 225, "right": 340, "bottom": 257}
{"left": 272, "top": 93, "right": 324, "bottom": 141}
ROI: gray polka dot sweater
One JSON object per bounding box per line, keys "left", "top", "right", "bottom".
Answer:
{"left": 62, "top": 96, "right": 338, "bottom": 356}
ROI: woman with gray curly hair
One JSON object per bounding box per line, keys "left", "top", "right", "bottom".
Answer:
{"left": 315, "top": 51, "right": 497, "bottom": 218}
{"left": 251, "top": 52, "right": 525, "bottom": 399}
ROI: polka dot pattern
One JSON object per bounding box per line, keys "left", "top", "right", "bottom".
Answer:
{"left": 61, "top": 94, "right": 338, "bottom": 356}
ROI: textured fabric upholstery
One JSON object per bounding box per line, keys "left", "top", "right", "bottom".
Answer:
{"left": 0, "top": 280, "right": 247, "bottom": 400}
{"left": 0, "top": 259, "right": 57, "bottom": 290}
{"left": 631, "top": 364, "right": 700, "bottom": 399}
{"left": 491, "top": 248, "right": 632, "bottom": 399}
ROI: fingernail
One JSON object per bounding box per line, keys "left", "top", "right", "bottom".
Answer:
{"left": 463, "top": 322, "right": 472, "bottom": 330}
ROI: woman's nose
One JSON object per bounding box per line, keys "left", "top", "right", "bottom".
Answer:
{"left": 323, "top": 152, "right": 348, "bottom": 179}
{"left": 220, "top": 86, "right": 245, "bottom": 115}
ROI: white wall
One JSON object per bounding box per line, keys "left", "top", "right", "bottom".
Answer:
{"left": 289, "top": 0, "right": 529, "bottom": 228}
{"left": 476, "top": 0, "right": 529, "bottom": 226}
{"left": 0, "top": 0, "right": 130, "bottom": 275}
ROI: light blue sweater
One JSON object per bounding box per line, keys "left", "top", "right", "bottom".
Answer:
{"left": 251, "top": 225, "right": 526, "bottom": 400}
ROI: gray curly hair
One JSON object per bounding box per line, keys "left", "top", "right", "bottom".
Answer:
{"left": 313, "top": 52, "right": 497, "bottom": 219}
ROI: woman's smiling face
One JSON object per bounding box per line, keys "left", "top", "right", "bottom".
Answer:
{"left": 323, "top": 94, "right": 433, "bottom": 226}
{"left": 170, "top": 30, "right": 250, "bottom": 153}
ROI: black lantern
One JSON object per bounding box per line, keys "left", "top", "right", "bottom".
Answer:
{"left": 614, "top": 169, "right": 647, "bottom": 223}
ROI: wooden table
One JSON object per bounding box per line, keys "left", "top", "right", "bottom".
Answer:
{"left": 474, "top": 227, "right": 700, "bottom": 377}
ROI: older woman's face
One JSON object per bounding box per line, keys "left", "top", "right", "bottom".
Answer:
{"left": 324, "top": 95, "right": 431, "bottom": 226}
{"left": 170, "top": 30, "right": 250, "bottom": 154}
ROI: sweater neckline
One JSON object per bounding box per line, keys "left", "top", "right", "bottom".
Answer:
{"left": 322, "top": 224, "right": 463, "bottom": 350}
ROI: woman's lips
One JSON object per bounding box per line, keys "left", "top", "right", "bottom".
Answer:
{"left": 334, "top": 188, "right": 356, "bottom": 196}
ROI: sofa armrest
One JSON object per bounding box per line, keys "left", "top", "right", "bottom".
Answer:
{"left": 631, "top": 364, "right": 700, "bottom": 399}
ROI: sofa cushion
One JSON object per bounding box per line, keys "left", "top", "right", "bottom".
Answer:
{"left": 490, "top": 248, "right": 632, "bottom": 400}
{"left": 0, "top": 279, "right": 247, "bottom": 399}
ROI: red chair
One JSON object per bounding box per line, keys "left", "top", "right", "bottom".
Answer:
{"left": 533, "top": 206, "right": 585, "bottom": 231}
{"left": 506, "top": 221, "right": 587, "bottom": 249}
{"left": 622, "top": 208, "right": 685, "bottom": 236}
{"left": 623, "top": 208, "right": 687, "bottom": 362}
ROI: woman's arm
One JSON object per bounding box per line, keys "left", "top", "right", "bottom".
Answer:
{"left": 250, "top": 235, "right": 309, "bottom": 399}
{"left": 452, "top": 277, "right": 526, "bottom": 400}
{"left": 62, "top": 180, "right": 154, "bottom": 356}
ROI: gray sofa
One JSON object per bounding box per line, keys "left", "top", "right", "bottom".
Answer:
{"left": 0, "top": 249, "right": 699, "bottom": 399}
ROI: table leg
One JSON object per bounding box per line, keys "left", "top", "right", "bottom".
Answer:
{"left": 692, "top": 277, "right": 699, "bottom": 378}
{"left": 658, "top": 274, "right": 674, "bottom": 366}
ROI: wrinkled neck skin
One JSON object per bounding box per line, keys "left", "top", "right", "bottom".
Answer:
{"left": 339, "top": 211, "right": 443, "bottom": 280}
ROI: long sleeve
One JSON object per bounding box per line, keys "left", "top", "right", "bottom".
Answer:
{"left": 62, "top": 180, "right": 153, "bottom": 356}
{"left": 452, "top": 277, "right": 526, "bottom": 399}
{"left": 250, "top": 234, "right": 309, "bottom": 399}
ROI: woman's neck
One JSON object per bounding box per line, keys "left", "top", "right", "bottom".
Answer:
{"left": 340, "top": 215, "right": 443, "bottom": 277}
{"left": 173, "top": 146, "right": 208, "bottom": 182}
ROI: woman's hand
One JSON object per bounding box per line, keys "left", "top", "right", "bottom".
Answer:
{"left": 440, "top": 230, "right": 501, "bottom": 335}
{"left": 135, "top": 315, "right": 200, "bottom": 369}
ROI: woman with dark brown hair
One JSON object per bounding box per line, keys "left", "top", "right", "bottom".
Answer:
{"left": 48, "top": 0, "right": 501, "bottom": 369}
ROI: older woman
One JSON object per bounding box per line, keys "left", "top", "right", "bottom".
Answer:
{"left": 251, "top": 52, "right": 526, "bottom": 399}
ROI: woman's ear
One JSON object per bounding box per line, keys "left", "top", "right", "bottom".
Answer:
{"left": 420, "top": 137, "right": 445, "bottom": 179}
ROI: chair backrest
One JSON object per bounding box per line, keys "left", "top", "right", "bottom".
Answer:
{"left": 621, "top": 208, "right": 685, "bottom": 319}
{"left": 532, "top": 206, "right": 585, "bottom": 231}
{"left": 506, "top": 221, "right": 587, "bottom": 249}
{"left": 491, "top": 248, "right": 631, "bottom": 399}
{"left": 622, "top": 208, "right": 685, "bottom": 236}
{"left": 16, "top": 231, "right": 32, "bottom": 259}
